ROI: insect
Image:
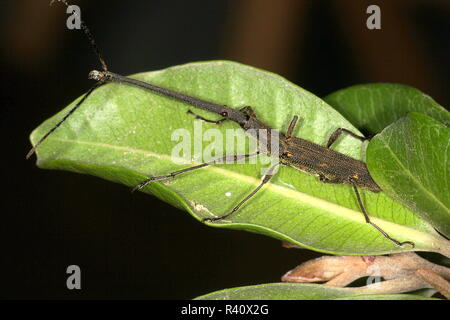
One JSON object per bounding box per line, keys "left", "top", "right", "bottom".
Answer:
{"left": 28, "top": 0, "right": 414, "bottom": 247}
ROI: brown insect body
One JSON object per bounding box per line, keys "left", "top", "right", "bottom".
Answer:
{"left": 280, "top": 135, "right": 381, "bottom": 192}
{"left": 239, "top": 106, "right": 381, "bottom": 193}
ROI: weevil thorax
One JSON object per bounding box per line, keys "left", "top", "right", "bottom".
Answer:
{"left": 239, "top": 106, "right": 283, "bottom": 156}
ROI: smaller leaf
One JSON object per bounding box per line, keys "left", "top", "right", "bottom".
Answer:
{"left": 194, "top": 283, "right": 438, "bottom": 300}
{"left": 367, "top": 112, "right": 450, "bottom": 238}
{"left": 281, "top": 252, "right": 450, "bottom": 298}
{"left": 324, "top": 83, "right": 449, "bottom": 134}
{"left": 333, "top": 294, "right": 437, "bottom": 300}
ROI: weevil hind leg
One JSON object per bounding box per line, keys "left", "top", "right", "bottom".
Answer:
{"left": 350, "top": 180, "right": 415, "bottom": 247}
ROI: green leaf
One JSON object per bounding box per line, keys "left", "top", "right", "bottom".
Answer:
{"left": 29, "top": 61, "right": 448, "bottom": 256}
{"left": 194, "top": 283, "right": 439, "bottom": 300}
{"left": 333, "top": 294, "right": 439, "bottom": 300}
{"left": 324, "top": 83, "right": 450, "bottom": 134}
{"left": 367, "top": 112, "right": 450, "bottom": 238}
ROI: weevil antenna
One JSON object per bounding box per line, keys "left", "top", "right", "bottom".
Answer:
{"left": 50, "top": 0, "right": 108, "bottom": 71}
{"left": 26, "top": 81, "right": 104, "bottom": 159}
{"left": 27, "top": 2, "right": 109, "bottom": 159}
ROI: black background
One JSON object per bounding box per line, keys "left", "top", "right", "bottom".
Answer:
{"left": 0, "top": 0, "right": 448, "bottom": 299}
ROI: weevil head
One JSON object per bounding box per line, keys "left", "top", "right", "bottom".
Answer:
{"left": 88, "top": 70, "right": 104, "bottom": 81}
{"left": 239, "top": 106, "right": 269, "bottom": 131}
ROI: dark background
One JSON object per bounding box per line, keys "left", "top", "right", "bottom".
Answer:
{"left": 0, "top": 0, "right": 448, "bottom": 299}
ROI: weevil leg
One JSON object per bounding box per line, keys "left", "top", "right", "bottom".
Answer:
{"left": 326, "top": 128, "right": 368, "bottom": 149}
{"left": 319, "top": 174, "right": 342, "bottom": 184}
{"left": 29, "top": 1, "right": 109, "bottom": 159}
{"left": 350, "top": 180, "right": 415, "bottom": 248}
{"left": 204, "top": 163, "right": 280, "bottom": 222}
{"left": 132, "top": 152, "right": 260, "bottom": 192}
{"left": 187, "top": 110, "right": 227, "bottom": 125}
{"left": 286, "top": 116, "right": 299, "bottom": 138}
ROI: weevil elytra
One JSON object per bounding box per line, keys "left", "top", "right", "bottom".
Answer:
{"left": 28, "top": 0, "right": 414, "bottom": 248}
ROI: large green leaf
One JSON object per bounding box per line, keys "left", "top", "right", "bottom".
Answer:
{"left": 194, "top": 283, "right": 438, "bottom": 300}
{"left": 29, "top": 61, "right": 448, "bottom": 256}
{"left": 367, "top": 112, "right": 450, "bottom": 237}
{"left": 324, "top": 83, "right": 450, "bottom": 134}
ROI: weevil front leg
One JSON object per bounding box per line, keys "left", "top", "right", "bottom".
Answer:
{"left": 132, "top": 152, "right": 260, "bottom": 192}
{"left": 186, "top": 110, "right": 227, "bottom": 125}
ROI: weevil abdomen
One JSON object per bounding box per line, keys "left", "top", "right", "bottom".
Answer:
{"left": 280, "top": 136, "right": 381, "bottom": 192}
